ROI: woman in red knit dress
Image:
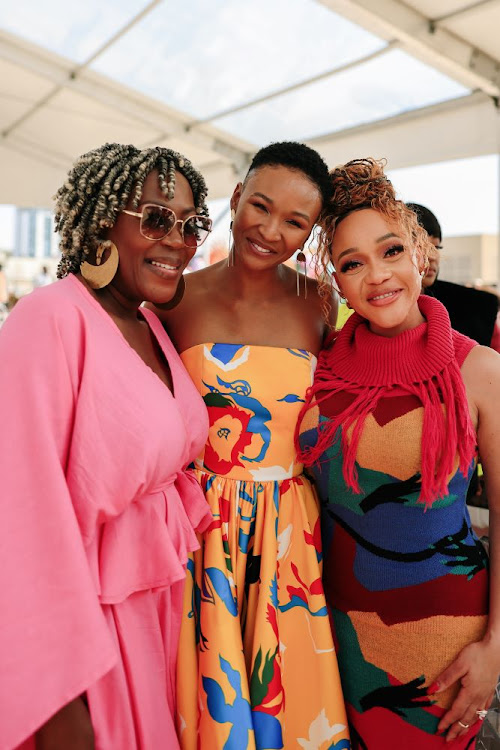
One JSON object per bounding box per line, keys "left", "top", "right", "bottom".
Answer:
{"left": 298, "top": 158, "right": 500, "bottom": 749}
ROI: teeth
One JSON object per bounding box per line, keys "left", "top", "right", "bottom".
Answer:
{"left": 371, "top": 291, "right": 397, "bottom": 301}
{"left": 150, "top": 260, "right": 177, "bottom": 270}
{"left": 251, "top": 241, "right": 272, "bottom": 254}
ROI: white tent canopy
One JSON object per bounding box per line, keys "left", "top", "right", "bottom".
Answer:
{"left": 0, "top": 0, "right": 499, "bottom": 208}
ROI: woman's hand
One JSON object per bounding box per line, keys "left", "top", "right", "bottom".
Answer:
{"left": 434, "top": 637, "right": 499, "bottom": 742}
{"left": 35, "top": 696, "right": 94, "bottom": 750}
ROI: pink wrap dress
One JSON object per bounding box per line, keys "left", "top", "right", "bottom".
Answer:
{"left": 0, "top": 274, "right": 210, "bottom": 750}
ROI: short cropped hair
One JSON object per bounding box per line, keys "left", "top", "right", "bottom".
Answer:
{"left": 406, "top": 203, "right": 442, "bottom": 241}
{"left": 245, "top": 141, "right": 332, "bottom": 207}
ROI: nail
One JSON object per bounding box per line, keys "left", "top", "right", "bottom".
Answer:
{"left": 427, "top": 681, "right": 440, "bottom": 694}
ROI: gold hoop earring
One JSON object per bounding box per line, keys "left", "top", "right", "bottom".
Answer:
{"left": 80, "top": 240, "right": 119, "bottom": 289}
{"left": 296, "top": 249, "right": 307, "bottom": 298}
{"left": 153, "top": 275, "right": 185, "bottom": 310}
{"left": 227, "top": 208, "right": 236, "bottom": 267}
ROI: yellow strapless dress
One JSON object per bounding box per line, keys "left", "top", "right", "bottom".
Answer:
{"left": 177, "top": 343, "right": 350, "bottom": 750}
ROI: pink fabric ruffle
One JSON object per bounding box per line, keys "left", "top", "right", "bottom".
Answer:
{"left": 88, "top": 471, "right": 212, "bottom": 604}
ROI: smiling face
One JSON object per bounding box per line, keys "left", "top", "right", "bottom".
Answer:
{"left": 421, "top": 235, "right": 441, "bottom": 289}
{"left": 332, "top": 208, "right": 425, "bottom": 337}
{"left": 230, "top": 165, "right": 322, "bottom": 268}
{"left": 105, "top": 170, "right": 198, "bottom": 305}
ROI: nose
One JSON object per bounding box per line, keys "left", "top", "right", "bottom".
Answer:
{"left": 160, "top": 220, "right": 185, "bottom": 248}
{"left": 259, "top": 215, "right": 281, "bottom": 242}
{"left": 365, "top": 260, "right": 392, "bottom": 284}
{"left": 428, "top": 245, "right": 439, "bottom": 261}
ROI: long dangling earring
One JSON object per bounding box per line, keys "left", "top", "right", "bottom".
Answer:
{"left": 227, "top": 208, "right": 235, "bottom": 267}
{"left": 80, "top": 240, "right": 119, "bottom": 289}
{"left": 154, "top": 275, "right": 186, "bottom": 310}
{"left": 296, "top": 249, "right": 307, "bottom": 298}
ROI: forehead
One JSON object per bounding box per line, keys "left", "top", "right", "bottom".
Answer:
{"left": 244, "top": 165, "right": 322, "bottom": 211}
{"left": 139, "top": 169, "right": 195, "bottom": 206}
{"left": 331, "top": 208, "right": 399, "bottom": 254}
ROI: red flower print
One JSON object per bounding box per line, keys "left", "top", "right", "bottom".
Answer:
{"left": 203, "top": 399, "right": 253, "bottom": 475}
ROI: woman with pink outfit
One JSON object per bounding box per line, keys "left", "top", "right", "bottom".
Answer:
{"left": 0, "top": 143, "right": 213, "bottom": 749}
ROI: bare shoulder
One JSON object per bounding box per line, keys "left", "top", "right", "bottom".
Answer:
{"left": 461, "top": 345, "right": 500, "bottom": 404}
{"left": 281, "top": 268, "right": 338, "bottom": 342}
{"left": 303, "top": 274, "right": 338, "bottom": 331}
{"left": 146, "top": 263, "right": 226, "bottom": 350}
{"left": 185, "top": 261, "right": 225, "bottom": 293}
{"left": 147, "top": 263, "right": 222, "bottom": 321}
{"left": 462, "top": 344, "right": 500, "bottom": 378}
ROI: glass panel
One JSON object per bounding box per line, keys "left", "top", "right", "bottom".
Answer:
{"left": 91, "top": 0, "right": 383, "bottom": 120}
{"left": 0, "top": 0, "right": 150, "bottom": 63}
{"left": 211, "top": 50, "right": 469, "bottom": 145}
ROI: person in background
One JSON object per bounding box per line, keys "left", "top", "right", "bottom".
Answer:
{"left": 0, "top": 263, "right": 8, "bottom": 304}
{"left": 152, "top": 141, "right": 349, "bottom": 749}
{"left": 0, "top": 263, "right": 8, "bottom": 325}
{"left": 0, "top": 143, "right": 213, "bottom": 749}
{"left": 298, "top": 158, "right": 500, "bottom": 748}
{"left": 33, "top": 264, "right": 53, "bottom": 288}
{"left": 407, "top": 203, "right": 498, "bottom": 347}
{"left": 408, "top": 202, "right": 499, "bottom": 527}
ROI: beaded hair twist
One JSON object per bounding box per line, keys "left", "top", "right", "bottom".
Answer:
{"left": 313, "top": 157, "right": 433, "bottom": 303}
{"left": 54, "top": 143, "right": 209, "bottom": 278}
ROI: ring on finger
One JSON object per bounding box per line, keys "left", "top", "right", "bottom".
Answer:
{"left": 476, "top": 709, "right": 488, "bottom": 720}
{"left": 458, "top": 720, "right": 470, "bottom": 729}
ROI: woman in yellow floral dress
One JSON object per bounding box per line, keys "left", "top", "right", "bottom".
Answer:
{"left": 153, "top": 142, "right": 350, "bottom": 750}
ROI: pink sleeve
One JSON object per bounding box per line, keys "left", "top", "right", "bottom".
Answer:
{"left": 0, "top": 293, "right": 116, "bottom": 749}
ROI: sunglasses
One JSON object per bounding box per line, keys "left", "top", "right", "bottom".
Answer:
{"left": 122, "top": 203, "right": 212, "bottom": 248}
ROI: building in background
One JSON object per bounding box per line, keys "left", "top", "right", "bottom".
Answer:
{"left": 4, "top": 208, "right": 59, "bottom": 297}
{"left": 438, "top": 235, "right": 498, "bottom": 287}
{"left": 1, "top": 206, "right": 499, "bottom": 301}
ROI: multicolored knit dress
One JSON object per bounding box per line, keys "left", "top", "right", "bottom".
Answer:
{"left": 176, "top": 343, "right": 350, "bottom": 750}
{"left": 299, "top": 296, "right": 489, "bottom": 750}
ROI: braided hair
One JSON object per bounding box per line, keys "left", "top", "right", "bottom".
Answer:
{"left": 314, "top": 158, "right": 433, "bottom": 315}
{"left": 54, "top": 143, "right": 209, "bottom": 278}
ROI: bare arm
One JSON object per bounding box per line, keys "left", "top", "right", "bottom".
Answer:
{"left": 36, "top": 697, "right": 94, "bottom": 749}
{"left": 435, "top": 345, "right": 500, "bottom": 741}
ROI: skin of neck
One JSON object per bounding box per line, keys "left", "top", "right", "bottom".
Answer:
{"left": 225, "top": 256, "right": 290, "bottom": 295}
{"left": 78, "top": 273, "right": 143, "bottom": 322}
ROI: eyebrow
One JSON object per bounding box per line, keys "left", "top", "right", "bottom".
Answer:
{"left": 251, "top": 192, "right": 311, "bottom": 222}
{"left": 336, "top": 232, "right": 400, "bottom": 262}
{"left": 138, "top": 200, "right": 197, "bottom": 216}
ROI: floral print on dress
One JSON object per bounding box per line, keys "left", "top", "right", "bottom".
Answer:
{"left": 176, "top": 344, "right": 350, "bottom": 750}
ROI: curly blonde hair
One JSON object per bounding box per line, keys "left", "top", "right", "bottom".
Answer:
{"left": 313, "top": 158, "right": 433, "bottom": 323}
{"left": 54, "top": 143, "right": 209, "bottom": 278}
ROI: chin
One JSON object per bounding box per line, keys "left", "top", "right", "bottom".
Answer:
{"left": 422, "top": 275, "right": 436, "bottom": 289}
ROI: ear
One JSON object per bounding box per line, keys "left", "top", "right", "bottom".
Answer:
{"left": 333, "top": 271, "right": 343, "bottom": 298}
{"left": 231, "top": 182, "right": 243, "bottom": 212}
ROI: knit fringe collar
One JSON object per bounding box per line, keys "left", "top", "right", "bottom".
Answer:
{"left": 299, "top": 295, "right": 476, "bottom": 507}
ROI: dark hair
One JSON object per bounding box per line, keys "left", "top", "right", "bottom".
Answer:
{"left": 54, "top": 143, "right": 209, "bottom": 278}
{"left": 406, "top": 203, "right": 442, "bottom": 241}
{"left": 245, "top": 141, "right": 332, "bottom": 207}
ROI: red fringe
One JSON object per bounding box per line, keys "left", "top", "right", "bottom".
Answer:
{"left": 296, "top": 349, "right": 476, "bottom": 508}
